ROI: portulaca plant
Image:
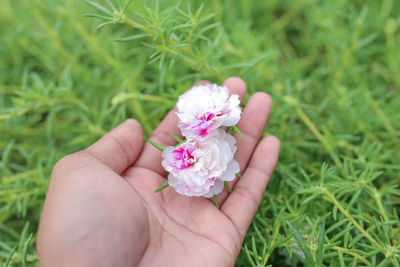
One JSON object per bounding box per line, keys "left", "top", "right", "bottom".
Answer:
{"left": 150, "top": 83, "right": 242, "bottom": 207}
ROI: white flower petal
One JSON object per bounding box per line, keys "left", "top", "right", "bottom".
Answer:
{"left": 220, "top": 160, "right": 240, "bottom": 182}
{"left": 161, "top": 130, "right": 240, "bottom": 197}
{"left": 176, "top": 84, "right": 241, "bottom": 138}
{"left": 203, "top": 179, "right": 224, "bottom": 198}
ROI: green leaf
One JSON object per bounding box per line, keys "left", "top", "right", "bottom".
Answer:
{"left": 154, "top": 181, "right": 169, "bottom": 192}
{"left": 104, "top": 0, "right": 117, "bottom": 11}
{"left": 86, "top": 0, "right": 113, "bottom": 16}
{"left": 338, "top": 250, "right": 345, "bottom": 267}
{"left": 212, "top": 195, "right": 219, "bottom": 209}
{"left": 251, "top": 236, "right": 260, "bottom": 265}
{"left": 244, "top": 244, "right": 256, "bottom": 266}
{"left": 236, "top": 173, "right": 242, "bottom": 179}
{"left": 22, "top": 233, "right": 33, "bottom": 267}
{"left": 83, "top": 14, "right": 114, "bottom": 20}
{"left": 18, "top": 222, "right": 29, "bottom": 254}
{"left": 224, "top": 181, "right": 232, "bottom": 192}
{"left": 377, "top": 258, "right": 392, "bottom": 267}
{"left": 95, "top": 20, "right": 115, "bottom": 30}
{"left": 169, "top": 132, "right": 184, "bottom": 143}
{"left": 286, "top": 220, "right": 315, "bottom": 266}
{"left": 316, "top": 222, "right": 325, "bottom": 266}
{"left": 333, "top": 204, "right": 338, "bottom": 220}
{"left": 115, "top": 33, "right": 149, "bottom": 42}
{"left": 148, "top": 140, "right": 166, "bottom": 151}
{"left": 122, "top": 0, "right": 134, "bottom": 12}
{"left": 4, "top": 246, "right": 16, "bottom": 267}
{"left": 233, "top": 125, "right": 244, "bottom": 137}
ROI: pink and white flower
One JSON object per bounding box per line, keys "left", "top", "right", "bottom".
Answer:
{"left": 161, "top": 129, "right": 240, "bottom": 197}
{"left": 176, "top": 84, "right": 241, "bottom": 138}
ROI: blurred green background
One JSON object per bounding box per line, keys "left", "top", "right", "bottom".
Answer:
{"left": 1, "top": 0, "right": 399, "bottom": 266}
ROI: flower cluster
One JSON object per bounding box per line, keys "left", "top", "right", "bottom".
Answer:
{"left": 159, "top": 84, "right": 241, "bottom": 198}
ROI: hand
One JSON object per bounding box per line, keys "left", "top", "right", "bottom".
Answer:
{"left": 36, "top": 77, "right": 280, "bottom": 267}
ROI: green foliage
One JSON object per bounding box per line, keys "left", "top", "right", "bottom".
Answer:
{"left": 154, "top": 181, "right": 169, "bottom": 193}
{"left": 1, "top": 0, "right": 400, "bottom": 265}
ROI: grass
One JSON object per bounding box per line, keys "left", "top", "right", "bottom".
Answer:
{"left": 1, "top": 0, "right": 399, "bottom": 266}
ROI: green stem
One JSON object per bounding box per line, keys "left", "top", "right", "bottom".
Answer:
{"left": 323, "top": 189, "right": 383, "bottom": 251}
{"left": 365, "top": 91, "right": 396, "bottom": 136}
{"left": 330, "top": 246, "right": 371, "bottom": 265}
{"left": 121, "top": 17, "right": 225, "bottom": 81}
{"left": 262, "top": 220, "right": 281, "bottom": 265}
{"left": 285, "top": 96, "right": 345, "bottom": 176}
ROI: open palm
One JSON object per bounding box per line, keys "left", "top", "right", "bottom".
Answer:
{"left": 37, "top": 77, "right": 280, "bottom": 267}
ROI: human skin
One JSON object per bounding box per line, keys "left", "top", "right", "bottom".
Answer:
{"left": 36, "top": 77, "right": 280, "bottom": 267}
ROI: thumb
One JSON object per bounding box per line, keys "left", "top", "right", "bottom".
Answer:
{"left": 54, "top": 119, "right": 144, "bottom": 175}
{"left": 85, "top": 119, "right": 144, "bottom": 173}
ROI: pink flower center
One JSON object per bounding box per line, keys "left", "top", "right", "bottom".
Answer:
{"left": 201, "top": 112, "right": 216, "bottom": 121}
{"left": 172, "top": 146, "right": 196, "bottom": 170}
{"left": 191, "top": 112, "right": 223, "bottom": 138}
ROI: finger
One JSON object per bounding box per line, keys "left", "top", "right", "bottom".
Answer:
{"left": 217, "top": 92, "right": 272, "bottom": 205}
{"left": 134, "top": 77, "right": 247, "bottom": 175}
{"left": 84, "top": 119, "right": 144, "bottom": 174}
{"left": 221, "top": 136, "right": 280, "bottom": 239}
{"left": 222, "top": 77, "right": 247, "bottom": 100}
